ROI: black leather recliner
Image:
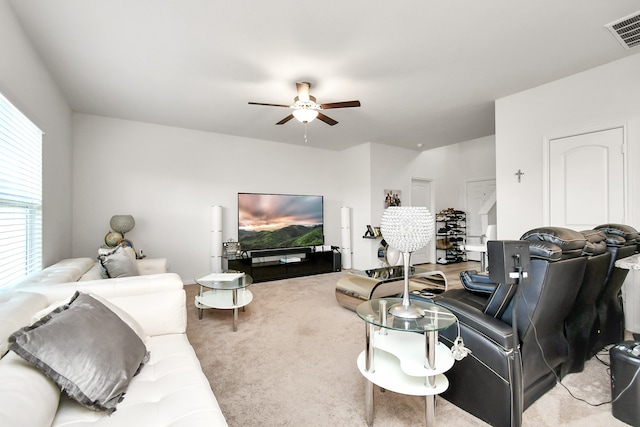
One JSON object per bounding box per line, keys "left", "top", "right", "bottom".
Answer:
{"left": 433, "top": 227, "right": 587, "bottom": 427}
{"left": 560, "top": 229, "right": 610, "bottom": 377}
{"left": 588, "top": 223, "right": 639, "bottom": 356}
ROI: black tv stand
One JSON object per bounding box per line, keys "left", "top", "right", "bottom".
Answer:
{"left": 227, "top": 247, "right": 341, "bottom": 283}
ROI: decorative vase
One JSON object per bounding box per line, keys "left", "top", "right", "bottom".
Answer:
{"left": 104, "top": 231, "right": 123, "bottom": 247}
{"left": 110, "top": 215, "right": 135, "bottom": 236}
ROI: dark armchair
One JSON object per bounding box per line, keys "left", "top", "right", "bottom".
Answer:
{"left": 432, "top": 227, "right": 587, "bottom": 427}
{"left": 560, "top": 229, "right": 610, "bottom": 377}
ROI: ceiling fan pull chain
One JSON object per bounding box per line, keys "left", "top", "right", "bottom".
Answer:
{"left": 304, "top": 122, "right": 309, "bottom": 143}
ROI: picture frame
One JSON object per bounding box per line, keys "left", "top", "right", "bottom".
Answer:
{"left": 384, "top": 189, "right": 402, "bottom": 208}
{"left": 365, "top": 225, "right": 375, "bottom": 237}
{"left": 223, "top": 240, "right": 241, "bottom": 259}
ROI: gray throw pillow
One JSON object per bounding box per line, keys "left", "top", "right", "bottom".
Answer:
{"left": 8, "top": 291, "right": 149, "bottom": 413}
{"left": 98, "top": 246, "right": 139, "bottom": 278}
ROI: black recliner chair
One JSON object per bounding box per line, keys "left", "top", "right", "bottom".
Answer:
{"left": 560, "top": 229, "right": 610, "bottom": 377}
{"left": 588, "top": 223, "right": 639, "bottom": 356}
{"left": 433, "top": 227, "right": 587, "bottom": 427}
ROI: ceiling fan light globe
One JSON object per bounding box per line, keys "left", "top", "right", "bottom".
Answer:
{"left": 293, "top": 109, "right": 318, "bottom": 123}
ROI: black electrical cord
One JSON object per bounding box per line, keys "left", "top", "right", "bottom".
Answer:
{"left": 522, "top": 291, "right": 640, "bottom": 407}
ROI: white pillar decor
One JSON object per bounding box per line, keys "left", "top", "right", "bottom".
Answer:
{"left": 211, "top": 206, "right": 223, "bottom": 271}
{"left": 341, "top": 207, "right": 352, "bottom": 269}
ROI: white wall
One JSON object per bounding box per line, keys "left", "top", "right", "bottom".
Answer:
{"left": 496, "top": 53, "right": 640, "bottom": 239}
{"left": 354, "top": 137, "right": 497, "bottom": 268}
{"left": 71, "top": 114, "right": 497, "bottom": 278}
{"left": 339, "top": 143, "right": 372, "bottom": 270}
{"left": 364, "top": 143, "right": 418, "bottom": 266}
{"left": 414, "top": 135, "right": 496, "bottom": 214}
{"left": 0, "top": 0, "right": 73, "bottom": 266}
{"left": 72, "top": 114, "right": 355, "bottom": 281}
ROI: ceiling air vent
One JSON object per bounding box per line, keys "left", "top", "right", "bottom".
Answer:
{"left": 605, "top": 11, "right": 640, "bottom": 49}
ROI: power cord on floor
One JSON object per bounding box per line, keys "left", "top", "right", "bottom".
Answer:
{"left": 522, "top": 291, "right": 640, "bottom": 407}
{"left": 594, "top": 347, "right": 611, "bottom": 367}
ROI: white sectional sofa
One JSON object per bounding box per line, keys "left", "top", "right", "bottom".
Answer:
{"left": 0, "top": 269, "right": 227, "bottom": 426}
{"left": 11, "top": 253, "right": 168, "bottom": 289}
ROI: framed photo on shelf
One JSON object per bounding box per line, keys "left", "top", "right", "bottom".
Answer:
{"left": 365, "top": 225, "right": 375, "bottom": 237}
{"left": 223, "top": 240, "right": 241, "bottom": 259}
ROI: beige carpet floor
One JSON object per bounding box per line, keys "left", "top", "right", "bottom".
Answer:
{"left": 185, "top": 271, "right": 627, "bottom": 427}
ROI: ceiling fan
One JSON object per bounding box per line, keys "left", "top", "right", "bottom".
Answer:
{"left": 248, "top": 82, "right": 361, "bottom": 126}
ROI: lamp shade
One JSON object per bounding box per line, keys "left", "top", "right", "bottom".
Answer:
{"left": 292, "top": 108, "right": 318, "bottom": 123}
{"left": 110, "top": 215, "right": 135, "bottom": 235}
{"left": 380, "top": 207, "right": 434, "bottom": 253}
{"left": 381, "top": 206, "right": 435, "bottom": 319}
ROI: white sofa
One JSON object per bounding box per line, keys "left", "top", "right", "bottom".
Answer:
{"left": 10, "top": 255, "right": 168, "bottom": 289}
{"left": 0, "top": 273, "right": 227, "bottom": 426}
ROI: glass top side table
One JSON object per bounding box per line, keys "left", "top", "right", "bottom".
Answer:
{"left": 195, "top": 270, "right": 253, "bottom": 331}
{"left": 356, "top": 297, "right": 456, "bottom": 332}
{"left": 356, "top": 297, "right": 456, "bottom": 426}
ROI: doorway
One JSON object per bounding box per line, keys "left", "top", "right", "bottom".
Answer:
{"left": 411, "top": 178, "right": 435, "bottom": 264}
{"left": 547, "top": 126, "right": 626, "bottom": 228}
{"left": 465, "top": 179, "right": 496, "bottom": 261}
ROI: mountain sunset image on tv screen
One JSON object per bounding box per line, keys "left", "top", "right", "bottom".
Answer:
{"left": 238, "top": 193, "right": 324, "bottom": 251}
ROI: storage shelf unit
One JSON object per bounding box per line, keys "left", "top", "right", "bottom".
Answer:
{"left": 435, "top": 209, "right": 466, "bottom": 264}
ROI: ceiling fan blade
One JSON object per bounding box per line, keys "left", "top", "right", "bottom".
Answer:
{"left": 276, "top": 114, "right": 295, "bottom": 125}
{"left": 320, "top": 100, "right": 361, "bottom": 109}
{"left": 317, "top": 112, "right": 338, "bottom": 126}
{"left": 249, "top": 101, "right": 291, "bottom": 108}
{"left": 296, "top": 82, "right": 311, "bottom": 102}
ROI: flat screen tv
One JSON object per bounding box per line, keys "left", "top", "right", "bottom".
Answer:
{"left": 238, "top": 193, "right": 324, "bottom": 252}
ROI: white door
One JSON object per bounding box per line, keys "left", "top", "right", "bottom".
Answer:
{"left": 549, "top": 127, "right": 625, "bottom": 229}
{"left": 411, "top": 178, "right": 435, "bottom": 265}
{"left": 465, "top": 180, "right": 496, "bottom": 261}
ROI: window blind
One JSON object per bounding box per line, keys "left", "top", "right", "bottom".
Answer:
{"left": 0, "top": 92, "right": 43, "bottom": 288}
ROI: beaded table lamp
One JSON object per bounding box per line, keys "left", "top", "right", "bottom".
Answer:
{"left": 380, "top": 206, "right": 435, "bottom": 318}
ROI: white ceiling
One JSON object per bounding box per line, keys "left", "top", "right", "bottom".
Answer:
{"left": 8, "top": 0, "right": 640, "bottom": 151}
